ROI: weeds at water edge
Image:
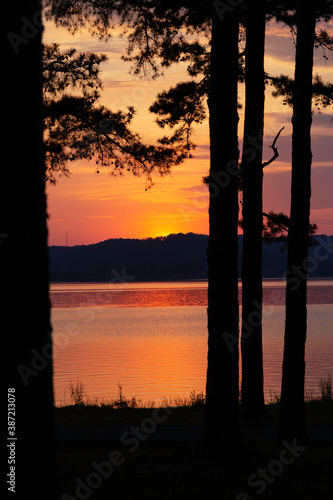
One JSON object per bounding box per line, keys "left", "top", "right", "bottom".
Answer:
{"left": 63, "top": 375, "right": 332, "bottom": 409}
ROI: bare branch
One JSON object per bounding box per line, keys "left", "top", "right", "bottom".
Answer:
{"left": 262, "top": 126, "right": 284, "bottom": 168}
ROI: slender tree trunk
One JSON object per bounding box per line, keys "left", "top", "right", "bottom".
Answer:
{"left": 203, "top": 3, "right": 243, "bottom": 452}
{"left": 2, "top": 1, "right": 58, "bottom": 498}
{"left": 240, "top": 0, "right": 267, "bottom": 419}
{"left": 278, "top": 0, "right": 317, "bottom": 444}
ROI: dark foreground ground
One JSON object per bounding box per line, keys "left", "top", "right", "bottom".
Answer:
{"left": 56, "top": 402, "right": 333, "bottom": 500}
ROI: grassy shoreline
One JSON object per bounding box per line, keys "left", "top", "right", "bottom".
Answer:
{"left": 55, "top": 400, "right": 333, "bottom": 427}
{"left": 55, "top": 378, "right": 333, "bottom": 427}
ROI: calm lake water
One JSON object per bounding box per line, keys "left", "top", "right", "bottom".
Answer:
{"left": 50, "top": 280, "right": 333, "bottom": 405}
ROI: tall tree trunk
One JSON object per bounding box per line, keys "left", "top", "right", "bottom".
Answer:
{"left": 240, "top": 0, "right": 267, "bottom": 419}
{"left": 203, "top": 3, "right": 243, "bottom": 451}
{"left": 2, "top": 1, "right": 58, "bottom": 498}
{"left": 278, "top": 0, "right": 317, "bottom": 444}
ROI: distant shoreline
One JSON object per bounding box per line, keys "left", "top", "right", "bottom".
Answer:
{"left": 49, "top": 234, "right": 333, "bottom": 281}
{"left": 49, "top": 277, "right": 333, "bottom": 285}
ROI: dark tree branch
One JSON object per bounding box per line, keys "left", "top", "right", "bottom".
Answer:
{"left": 262, "top": 126, "right": 284, "bottom": 168}
{"left": 263, "top": 211, "right": 289, "bottom": 232}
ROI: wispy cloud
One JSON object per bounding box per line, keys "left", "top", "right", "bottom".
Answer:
{"left": 84, "top": 215, "right": 116, "bottom": 218}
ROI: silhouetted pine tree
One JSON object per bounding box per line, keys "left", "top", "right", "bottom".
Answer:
{"left": 240, "top": 0, "right": 267, "bottom": 420}
{"left": 278, "top": 0, "right": 318, "bottom": 443}
{"left": 203, "top": 2, "right": 243, "bottom": 451}
{"left": 2, "top": 1, "right": 58, "bottom": 498}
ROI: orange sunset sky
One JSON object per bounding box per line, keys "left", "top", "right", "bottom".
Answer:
{"left": 43, "top": 15, "right": 333, "bottom": 247}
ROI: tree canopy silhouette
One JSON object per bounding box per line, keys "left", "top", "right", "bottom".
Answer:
{"left": 43, "top": 42, "right": 190, "bottom": 188}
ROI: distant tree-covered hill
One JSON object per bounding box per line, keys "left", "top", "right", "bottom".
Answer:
{"left": 49, "top": 233, "right": 333, "bottom": 282}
